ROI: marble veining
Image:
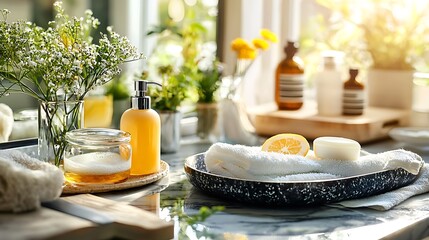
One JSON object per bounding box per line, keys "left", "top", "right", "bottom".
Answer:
{"left": 157, "top": 141, "right": 429, "bottom": 239}
{"left": 2, "top": 140, "right": 429, "bottom": 239}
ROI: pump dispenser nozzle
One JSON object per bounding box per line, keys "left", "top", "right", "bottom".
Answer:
{"left": 131, "top": 80, "right": 162, "bottom": 110}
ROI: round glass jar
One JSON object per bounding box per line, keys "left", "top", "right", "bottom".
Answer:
{"left": 63, "top": 128, "right": 132, "bottom": 184}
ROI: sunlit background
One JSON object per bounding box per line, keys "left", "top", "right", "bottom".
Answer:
{"left": 2, "top": 0, "right": 429, "bottom": 140}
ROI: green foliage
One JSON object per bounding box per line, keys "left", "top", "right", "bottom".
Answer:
{"left": 147, "top": 20, "right": 183, "bottom": 38}
{"left": 170, "top": 200, "right": 225, "bottom": 226}
{"left": 168, "top": 199, "right": 225, "bottom": 239}
{"left": 0, "top": 2, "right": 143, "bottom": 102}
{"left": 181, "top": 22, "right": 207, "bottom": 68}
{"left": 141, "top": 67, "right": 190, "bottom": 112}
{"left": 313, "top": 0, "right": 429, "bottom": 70}
{"left": 195, "top": 61, "right": 221, "bottom": 103}
{"left": 104, "top": 74, "right": 130, "bottom": 100}
{"left": 146, "top": 1, "right": 221, "bottom": 106}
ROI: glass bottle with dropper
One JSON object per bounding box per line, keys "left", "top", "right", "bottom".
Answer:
{"left": 275, "top": 41, "right": 305, "bottom": 110}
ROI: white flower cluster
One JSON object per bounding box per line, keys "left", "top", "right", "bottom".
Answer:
{"left": 0, "top": 1, "right": 144, "bottom": 102}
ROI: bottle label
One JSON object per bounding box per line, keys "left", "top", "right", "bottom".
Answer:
{"left": 343, "top": 89, "right": 365, "bottom": 114}
{"left": 278, "top": 74, "right": 304, "bottom": 101}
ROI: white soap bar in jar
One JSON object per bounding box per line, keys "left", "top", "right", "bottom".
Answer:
{"left": 313, "top": 137, "right": 361, "bottom": 160}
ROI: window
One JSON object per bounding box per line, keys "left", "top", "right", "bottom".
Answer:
{"left": 220, "top": 0, "right": 429, "bottom": 111}
{"left": 0, "top": 0, "right": 219, "bottom": 108}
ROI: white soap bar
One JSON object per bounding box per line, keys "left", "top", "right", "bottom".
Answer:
{"left": 313, "top": 137, "right": 361, "bottom": 160}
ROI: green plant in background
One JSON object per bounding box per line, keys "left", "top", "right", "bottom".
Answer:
{"left": 147, "top": 21, "right": 222, "bottom": 105}
{"left": 147, "top": 21, "right": 209, "bottom": 101}
{"left": 146, "top": 0, "right": 221, "bottom": 107}
{"left": 0, "top": 2, "right": 143, "bottom": 102}
{"left": 195, "top": 60, "right": 222, "bottom": 103}
{"left": 146, "top": 18, "right": 207, "bottom": 71}
{"left": 164, "top": 199, "right": 225, "bottom": 240}
{"left": 139, "top": 66, "right": 189, "bottom": 112}
{"left": 104, "top": 73, "right": 132, "bottom": 128}
{"left": 105, "top": 74, "right": 130, "bottom": 101}
{"left": 307, "top": 0, "right": 429, "bottom": 71}
{"left": 170, "top": 200, "right": 224, "bottom": 226}
{"left": 0, "top": 1, "right": 143, "bottom": 166}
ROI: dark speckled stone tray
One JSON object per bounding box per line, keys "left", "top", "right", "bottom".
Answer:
{"left": 184, "top": 153, "right": 420, "bottom": 207}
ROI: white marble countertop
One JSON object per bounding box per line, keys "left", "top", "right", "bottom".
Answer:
{"left": 1, "top": 138, "right": 429, "bottom": 239}
{"left": 97, "top": 138, "right": 429, "bottom": 240}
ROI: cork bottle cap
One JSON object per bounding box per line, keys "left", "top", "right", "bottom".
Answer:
{"left": 349, "top": 69, "right": 359, "bottom": 80}
{"left": 344, "top": 68, "right": 364, "bottom": 89}
{"left": 284, "top": 41, "right": 298, "bottom": 59}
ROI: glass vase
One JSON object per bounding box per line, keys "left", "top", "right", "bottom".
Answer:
{"left": 218, "top": 75, "right": 263, "bottom": 145}
{"left": 196, "top": 103, "right": 218, "bottom": 142}
{"left": 38, "top": 100, "right": 84, "bottom": 167}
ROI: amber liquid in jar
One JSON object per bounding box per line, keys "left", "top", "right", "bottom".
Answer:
{"left": 64, "top": 152, "right": 131, "bottom": 184}
{"left": 275, "top": 41, "right": 304, "bottom": 110}
{"left": 63, "top": 128, "right": 132, "bottom": 185}
{"left": 65, "top": 170, "right": 130, "bottom": 184}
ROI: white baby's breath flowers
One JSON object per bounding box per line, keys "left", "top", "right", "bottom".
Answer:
{"left": 0, "top": 1, "right": 144, "bottom": 102}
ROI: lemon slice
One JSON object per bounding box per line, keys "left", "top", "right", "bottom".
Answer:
{"left": 261, "top": 133, "right": 310, "bottom": 156}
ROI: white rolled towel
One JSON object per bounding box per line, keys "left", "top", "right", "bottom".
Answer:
{"left": 205, "top": 143, "right": 423, "bottom": 181}
{"left": 0, "top": 103, "right": 14, "bottom": 142}
{"left": 0, "top": 151, "right": 64, "bottom": 213}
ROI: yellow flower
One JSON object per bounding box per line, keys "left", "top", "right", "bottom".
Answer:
{"left": 252, "top": 38, "right": 269, "bottom": 50}
{"left": 238, "top": 48, "right": 257, "bottom": 59}
{"left": 60, "top": 31, "right": 73, "bottom": 48}
{"left": 260, "top": 29, "right": 278, "bottom": 43}
{"left": 231, "top": 38, "right": 252, "bottom": 52}
{"left": 229, "top": 29, "right": 277, "bottom": 78}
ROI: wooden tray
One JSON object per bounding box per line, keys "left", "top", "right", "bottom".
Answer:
{"left": 0, "top": 194, "right": 173, "bottom": 240}
{"left": 249, "top": 102, "right": 410, "bottom": 143}
{"left": 62, "top": 161, "right": 169, "bottom": 194}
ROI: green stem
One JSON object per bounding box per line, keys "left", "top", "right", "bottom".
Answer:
{"left": 40, "top": 100, "right": 82, "bottom": 166}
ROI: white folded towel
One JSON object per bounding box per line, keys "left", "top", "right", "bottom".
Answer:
{"left": 335, "top": 164, "right": 429, "bottom": 210}
{"left": 205, "top": 143, "right": 423, "bottom": 181}
{"left": 205, "top": 143, "right": 425, "bottom": 210}
{"left": 0, "top": 150, "right": 64, "bottom": 213}
{"left": 0, "top": 103, "right": 14, "bottom": 143}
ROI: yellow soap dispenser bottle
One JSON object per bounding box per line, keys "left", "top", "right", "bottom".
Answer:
{"left": 120, "top": 81, "right": 161, "bottom": 176}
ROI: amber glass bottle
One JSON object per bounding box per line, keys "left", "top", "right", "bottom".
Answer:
{"left": 275, "top": 41, "right": 304, "bottom": 110}
{"left": 343, "top": 69, "right": 365, "bottom": 115}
